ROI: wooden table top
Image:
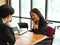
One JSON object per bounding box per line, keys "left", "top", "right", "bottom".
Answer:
{"left": 14, "top": 31, "right": 47, "bottom": 45}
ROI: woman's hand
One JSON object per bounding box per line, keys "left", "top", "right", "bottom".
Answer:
{"left": 33, "top": 21, "right": 38, "bottom": 30}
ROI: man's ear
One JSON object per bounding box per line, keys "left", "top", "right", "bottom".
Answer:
{"left": 6, "top": 15, "right": 10, "bottom": 18}
{"left": 7, "top": 15, "right": 12, "bottom": 22}
{"left": 5, "top": 15, "right": 9, "bottom": 20}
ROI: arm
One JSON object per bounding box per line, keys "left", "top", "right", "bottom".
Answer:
{"left": 29, "top": 21, "right": 38, "bottom": 32}
{"left": 3, "top": 26, "right": 15, "bottom": 45}
{"left": 38, "top": 20, "right": 47, "bottom": 35}
{"left": 32, "top": 21, "right": 38, "bottom": 30}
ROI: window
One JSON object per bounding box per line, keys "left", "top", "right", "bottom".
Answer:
{"left": 47, "top": 0, "right": 60, "bottom": 21}
{"left": 11, "top": 0, "right": 19, "bottom": 26}
{"left": 21, "top": 0, "right": 31, "bottom": 30}
{"left": 32, "top": 0, "right": 45, "bottom": 18}
{"left": 11, "top": 0, "right": 19, "bottom": 16}
{"left": 21, "top": 0, "right": 31, "bottom": 18}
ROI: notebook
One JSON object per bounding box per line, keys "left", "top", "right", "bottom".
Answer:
{"left": 13, "top": 27, "right": 27, "bottom": 35}
{"left": 13, "top": 27, "right": 20, "bottom": 35}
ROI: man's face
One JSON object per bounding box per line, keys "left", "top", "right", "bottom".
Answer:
{"left": 6, "top": 15, "right": 12, "bottom": 23}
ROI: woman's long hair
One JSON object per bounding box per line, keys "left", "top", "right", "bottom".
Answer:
{"left": 30, "top": 8, "right": 47, "bottom": 28}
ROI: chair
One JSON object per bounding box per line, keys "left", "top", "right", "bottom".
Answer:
{"left": 46, "top": 26, "right": 55, "bottom": 37}
{"left": 18, "top": 22, "right": 28, "bottom": 30}
{"left": 35, "top": 26, "right": 55, "bottom": 45}
{"left": 42, "top": 26, "right": 55, "bottom": 45}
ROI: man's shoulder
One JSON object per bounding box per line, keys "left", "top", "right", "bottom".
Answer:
{"left": 0, "top": 21, "right": 8, "bottom": 28}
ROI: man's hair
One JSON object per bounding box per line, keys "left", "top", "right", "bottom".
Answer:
{"left": 0, "top": 4, "right": 14, "bottom": 18}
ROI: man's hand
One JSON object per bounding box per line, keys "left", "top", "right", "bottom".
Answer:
{"left": 6, "top": 22, "right": 12, "bottom": 27}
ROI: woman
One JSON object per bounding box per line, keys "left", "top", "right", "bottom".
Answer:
{"left": 0, "top": 4, "right": 15, "bottom": 45}
{"left": 30, "top": 8, "right": 47, "bottom": 35}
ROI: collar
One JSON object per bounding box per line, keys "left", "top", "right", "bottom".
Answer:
{"left": 2, "top": 19, "right": 5, "bottom": 23}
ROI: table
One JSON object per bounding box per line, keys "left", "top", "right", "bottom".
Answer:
{"left": 14, "top": 31, "right": 47, "bottom": 45}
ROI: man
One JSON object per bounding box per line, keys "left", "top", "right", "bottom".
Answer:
{"left": 0, "top": 4, "right": 15, "bottom": 45}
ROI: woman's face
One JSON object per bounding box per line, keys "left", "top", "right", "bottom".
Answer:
{"left": 30, "top": 12, "right": 40, "bottom": 22}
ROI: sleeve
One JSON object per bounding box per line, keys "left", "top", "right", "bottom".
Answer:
{"left": 3, "top": 27, "right": 15, "bottom": 45}
{"left": 30, "top": 28, "right": 34, "bottom": 32}
{"left": 38, "top": 20, "right": 48, "bottom": 35}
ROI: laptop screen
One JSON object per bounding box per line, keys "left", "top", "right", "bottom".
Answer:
{"left": 13, "top": 26, "right": 28, "bottom": 35}
{"left": 13, "top": 27, "right": 20, "bottom": 35}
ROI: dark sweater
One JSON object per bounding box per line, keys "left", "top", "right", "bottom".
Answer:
{"left": 0, "top": 19, "right": 15, "bottom": 45}
{"left": 31, "top": 20, "right": 47, "bottom": 36}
